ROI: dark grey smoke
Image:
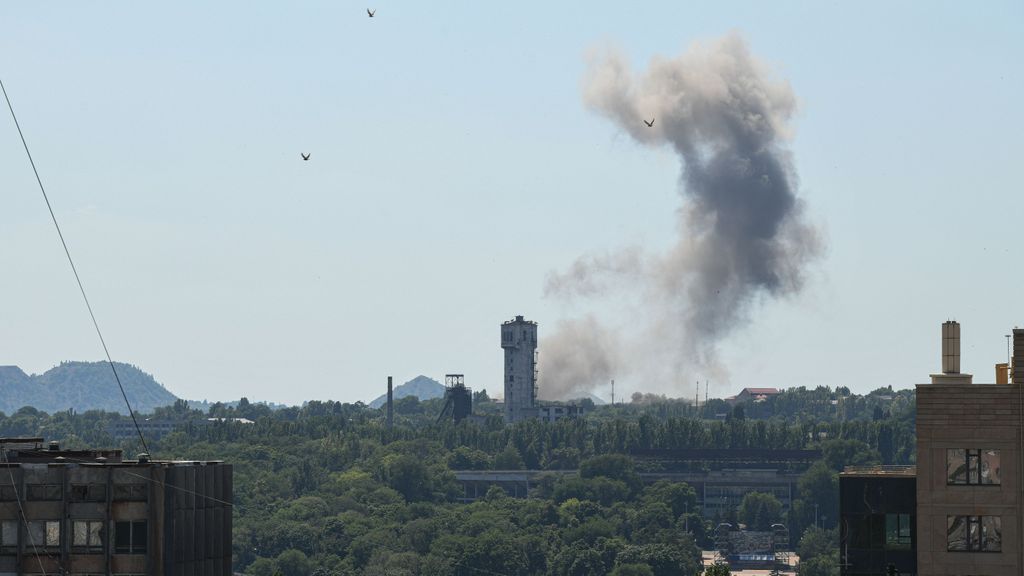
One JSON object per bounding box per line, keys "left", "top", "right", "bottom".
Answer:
{"left": 540, "top": 33, "right": 821, "bottom": 399}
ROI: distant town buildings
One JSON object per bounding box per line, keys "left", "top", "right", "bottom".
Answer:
{"left": 0, "top": 437, "right": 232, "bottom": 575}
{"left": 107, "top": 417, "right": 254, "bottom": 441}
{"left": 726, "top": 387, "right": 781, "bottom": 405}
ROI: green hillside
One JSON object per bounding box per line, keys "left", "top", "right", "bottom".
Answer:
{"left": 0, "top": 361, "right": 178, "bottom": 415}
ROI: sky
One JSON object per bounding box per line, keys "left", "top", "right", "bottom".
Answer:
{"left": 1, "top": 2, "right": 1022, "bottom": 406}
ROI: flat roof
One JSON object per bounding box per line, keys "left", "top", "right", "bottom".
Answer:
{"left": 840, "top": 465, "right": 916, "bottom": 477}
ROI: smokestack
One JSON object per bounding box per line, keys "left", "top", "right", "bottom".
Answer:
{"left": 942, "top": 321, "right": 960, "bottom": 374}
{"left": 1012, "top": 329, "right": 1024, "bottom": 384}
{"left": 386, "top": 376, "right": 394, "bottom": 428}
{"left": 930, "top": 321, "right": 971, "bottom": 384}
{"left": 996, "top": 363, "right": 1009, "bottom": 385}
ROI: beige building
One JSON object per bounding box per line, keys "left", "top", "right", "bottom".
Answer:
{"left": 915, "top": 323, "right": 1024, "bottom": 576}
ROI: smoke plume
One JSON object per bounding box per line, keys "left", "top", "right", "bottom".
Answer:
{"left": 540, "top": 33, "right": 821, "bottom": 400}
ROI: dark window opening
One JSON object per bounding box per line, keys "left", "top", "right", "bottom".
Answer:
{"left": 885, "top": 513, "right": 912, "bottom": 550}
{"left": 70, "top": 483, "right": 107, "bottom": 502}
{"left": 26, "top": 484, "right": 61, "bottom": 501}
{"left": 114, "top": 520, "right": 147, "bottom": 554}
{"left": 113, "top": 484, "right": 147, "bottom": 501}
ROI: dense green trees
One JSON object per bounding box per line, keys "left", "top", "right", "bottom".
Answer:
{"left": 0, "top": 383, "right": 918, "bottom": 575}
{"left": 738, "top": 492, "right": 783, "bottom": 531}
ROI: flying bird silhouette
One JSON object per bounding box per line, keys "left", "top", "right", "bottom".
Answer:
{"left": 644, "top": 118, "right": 655, "bottom": 127}
{"left": 301, "top": 153, "right": 310, "bottom": 161}
{"left": 367, "top": 8, "right": 375, "bottom": 17}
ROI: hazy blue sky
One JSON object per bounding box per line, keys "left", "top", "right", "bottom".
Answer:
{"left": 2, "top": 2, "right": 1022, "bottom": 405}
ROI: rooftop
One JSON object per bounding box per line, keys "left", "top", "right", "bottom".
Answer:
{"left": 0, "top": 437, "right": 223, "bottom": 466}
{"left": 840, "top": 465, "right": 916, "bottom": 477}
{"left": 740, "top": 387, "right": 780, "bottom": 395}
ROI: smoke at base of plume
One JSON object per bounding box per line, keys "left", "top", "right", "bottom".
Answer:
{"left": 540, "top": 33, "right": 822, "bottom": 400}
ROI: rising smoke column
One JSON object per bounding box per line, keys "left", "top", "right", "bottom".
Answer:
{"left": 540, "top": 33, "right": 821, "bottom": 400}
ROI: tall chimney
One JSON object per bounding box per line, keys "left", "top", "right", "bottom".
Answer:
{"left": 1012, "top": 329, "right": 1024, "bottom": 384}
{"left": 930, "top": 320, "right": 972, "bottom": 384}
{"left": 942, "top": 321, "right": 960, "bottom": 374}
{"left": 996, "top": 363, "right": 1010, "bottom": 385}
{"left": 386, "top": 376, "right": 394, "bottom": 428}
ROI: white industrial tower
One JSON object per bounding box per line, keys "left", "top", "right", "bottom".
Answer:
{"left": 501, "top": 315, "right": 538, "bottom": 423}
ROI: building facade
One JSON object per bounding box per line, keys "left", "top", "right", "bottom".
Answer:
{"left": 0, "top": 438, "right": 232, "bottom": 576}
{"left": 839, "top": 466, "right": 917, "bottom": 576}
{"left": 501, "top": 315, "right": 538, "bottom": 423}
{"left": 915, "top": 323, "right": 1023, "bottom": 576}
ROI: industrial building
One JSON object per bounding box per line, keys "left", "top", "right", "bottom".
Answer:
{"left": 502, "top": 315, "right": 539, "bottom": 423}
{"left": 500, "top": 315, "right": 583, "bottom": 424}
{"left": 453, "top": 448, "right": 818, "bottom": 515}
{"left": 438, "top": 374, "right": 473, "bottom": 424}
{"left": 0, "top": 437, "right": 232, "bottom": 576}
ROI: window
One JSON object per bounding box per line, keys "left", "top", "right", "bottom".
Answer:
{"left": 26, "top": 521, "right": 60, "bottom": 548}
{"left": 848, "top": 514, "right": 885, "bottom": 549}
{"left": 113, "top": 484, "right": 146, "bottom": 501}
{"left": 0, "top": 486, "right": 17, "bottom": 501}
{"left": 26, "top": 484, "right": 61, "bottom": 501}
{"left": 70, "top": 484, "right": 107, "bottom": 502}
{"left": 114, "top": 521, "right": 146, "bottom": 554}
{"left": 72, "top": 520, "right": 104, "bottom": 551}
{"left": 1, "top": 520, "right": 17, "bottom": 549}
{"left": 885, "top": 513, "right": 912, "bottom": 550}
{"left": 947, "top": 449, "right": 1001, "bottom": 485}
{"left": 947, "top": 515, "right": 1001, "bottom": 552}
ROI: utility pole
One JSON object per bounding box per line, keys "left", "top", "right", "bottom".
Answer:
{"left": 611, "top": 379, "right": 615, "bottom": 406}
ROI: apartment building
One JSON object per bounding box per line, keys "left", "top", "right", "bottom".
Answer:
{"left": 915, "top": 322, "right": 1023, "bottom": 575}
{"left": 0, "top": 437, "right": 232, "bottom": 576}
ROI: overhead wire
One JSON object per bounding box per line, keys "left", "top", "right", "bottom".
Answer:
{"left": 0, "top": 75, "right": 150, "bottom": 454}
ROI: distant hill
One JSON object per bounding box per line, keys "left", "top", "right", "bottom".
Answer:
{"left": 368, "top": 375, "right": 445, "bottom": 408}
{"left": 0, "top": 361, "right": 178, "bottom": 415}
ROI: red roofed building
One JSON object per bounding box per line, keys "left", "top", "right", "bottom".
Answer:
{"left": 730, "top": 387, "right": 781, "bottom": 405}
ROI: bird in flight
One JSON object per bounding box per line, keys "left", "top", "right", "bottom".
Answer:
{"left": 367, "top": 8, "right": 375, "bottom": 17}
{"left": 301, "top": 153, "right": 311, "bottom": 161}
{"left": 644, "top": 118, "right": 655, "bottom": 127}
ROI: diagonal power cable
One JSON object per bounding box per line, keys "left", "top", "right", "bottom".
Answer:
{"left": 0, "top": 75, "right": 149, "bottom": 454}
